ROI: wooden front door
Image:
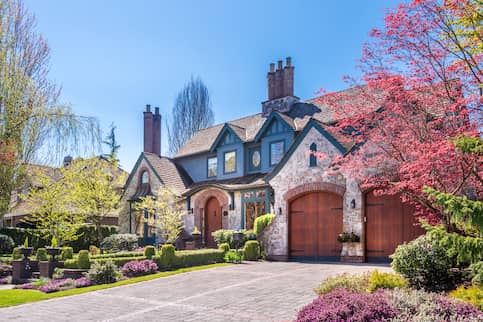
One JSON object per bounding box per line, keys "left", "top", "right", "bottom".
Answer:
{"left": 289, "top": 192, "right": 343, "bottom": 259}
{"left": 205, "top": 197, "right": 222, "bottom": 248}
{"left": 365, "top": 191, "right": 425, "bottom": 262}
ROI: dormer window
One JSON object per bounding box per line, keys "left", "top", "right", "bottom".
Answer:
{"left": 141, "top": 171, "right": 149, "bottom": 185}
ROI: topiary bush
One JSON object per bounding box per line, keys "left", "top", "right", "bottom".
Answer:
{"left": 243, "top": 240, "right": 260, "bottom": 261}
{"left": 36, "top": 248, "right": 48, "bottom": 261}
{"left": 100, "top": 234, "right": 138, "bottom": 252}
{"left": 60, "top": 247, "right": 74, "bottom": 260}
{"left": 315, "top": 272, "right": 370, "bottom": 295}
{"left": 0, "top": 234, "right": 15, "bottom": 254}
{"left": 367, "top": 270, "right": 408, "bottom": 293}
{"left": 159, "top": 244, "right": 176, "bottom": 269}
{"left": 391, "top": 235, "right": 457, "bottom": 292}
{"left": 87, "top": 261, "right": 120, "bottom": 284}
{"left": 12, "top": 247, "right": 22, "bottom": 260}
{"left": 218, "top": 243, "right": 230, "bottom": 254}
{"left": 77, "top": 250, "right": 91, "bottom": 269}
{"left": 296, "top": 288, "right": 398, "bottom": 322}
{"left": 253, "top": 214, "right": 275, "bottom": 234}
{"left": 449, "top": 285, "right": 483, "bottom": 310}
{"left": 121, "top": 259, "right": 158, "bottom": 277}
{"left": 144, "top": 246, "right": 156, "bottom": 259}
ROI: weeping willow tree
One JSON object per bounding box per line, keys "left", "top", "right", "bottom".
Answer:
{"left": 0, "top": 0, "right": 101, "bottom": 219}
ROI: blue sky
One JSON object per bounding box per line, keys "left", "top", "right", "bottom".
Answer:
{"left": 24, "top": 0, "right": 400, "bottom": 170}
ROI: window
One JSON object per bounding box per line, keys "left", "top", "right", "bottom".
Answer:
{"left": 309, "top": 143, "right": 317, "bottom": 167}
{"left": 269, "top": 140, "right": 285, "bottom": 166}
{"left": 207, "top": 157, "right": 217, "bottom": 177}
{"left": 141, "top": 171, "right": 149, "bottom": 184}
{"left": 224, "top": 150, "right": 237, "bottom": 174}
{"left": 248, "top": 147, "right": 261, "bottom": 172}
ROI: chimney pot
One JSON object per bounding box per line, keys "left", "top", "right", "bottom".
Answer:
{"left": 155, "top": 107, "right": 159, "bottom": 115}
{"left": 286, "top": 57, "right": 291, "bottom": 67}
{"left": 146, "top": 104, "right": 151, "bottom": 112}
{"left": 269, "top": 63, "right": 275, "bottom": 73}
{"left": 277, "top": 60, "right": 283, "bottom": 70}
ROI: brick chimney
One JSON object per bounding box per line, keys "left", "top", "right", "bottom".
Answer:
{"left": 153, "top": 107, "right": 161, "bottom": 155}
{"left": 143, "top": 104, "right": 162, "bottom": 155}
{"left": 263, "top": 57, "right": 298, "bottom": 115}
{"left": 143, "top": 104, "right": 153, "bottom": 153}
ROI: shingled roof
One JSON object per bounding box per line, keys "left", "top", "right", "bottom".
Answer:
{"left": 142, "top": 153, "right": 193, "bottom": 195}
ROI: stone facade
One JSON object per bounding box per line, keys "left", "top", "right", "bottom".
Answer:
{"left": 266, "top": 127, "right": 364, "bottom": 260}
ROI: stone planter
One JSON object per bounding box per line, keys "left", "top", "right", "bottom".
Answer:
{"left": 191, "top": 233, "right": 202, "bottom": 249}
{"left": 46, "top": 247, "right": 62, "bottom": 262}
{"left": 39, "top": 261, "right": 64, "bottom": 278}
{"left": 340, "top": 242, "right": 365, "bottom": 263}
{"left": 12, "top": 259, "right": 39, "bottom": 283}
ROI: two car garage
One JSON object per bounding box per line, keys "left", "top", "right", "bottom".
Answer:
{"left": 288, "top": 190, "right": 424, "bottom": 261}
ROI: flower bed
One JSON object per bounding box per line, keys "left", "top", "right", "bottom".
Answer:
{"left": 14, "top": 277, "right": 92, "bottom": 293}
{"left": 121, "top": 260, "right": 158, "bottom": 277}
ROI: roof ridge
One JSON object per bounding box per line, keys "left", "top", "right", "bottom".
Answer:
{"left": 193, "top": 112, "right": 263, "bottom": 133}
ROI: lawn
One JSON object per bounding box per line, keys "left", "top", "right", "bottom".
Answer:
{"left": 0, "top": 263, "right": 228, "bottom": 308}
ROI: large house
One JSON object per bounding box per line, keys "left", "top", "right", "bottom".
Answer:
{"left": 120, "top": 58, "right": 424, "bottom": 262}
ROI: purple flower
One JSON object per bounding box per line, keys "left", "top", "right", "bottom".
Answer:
{"left": 74, "top": 277, "right": 92, "bottom": 288}
{"left": 121, "top": 260, "right": 158, "bottom": 277}
{"left": 0, "top": 276, "right": 10, "bottom": 285}
{"left": 14, "top": 283, "right": 35, "bottom": 290}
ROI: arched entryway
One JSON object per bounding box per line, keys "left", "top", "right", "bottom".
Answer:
{"left": 289, "top": 191, "right": 343, "bottom": 260}
{"left": 365, "top": 191, "right": 425, "bottom": 262}
{"left": 205, "top": 197, "right": 222, "bottom": 248}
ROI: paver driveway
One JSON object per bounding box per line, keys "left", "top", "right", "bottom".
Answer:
{"left": 0, "top": 261, "right": 391, "bottom": 322}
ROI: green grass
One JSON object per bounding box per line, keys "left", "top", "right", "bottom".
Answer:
{"left": 0, "top": 263, "right": 228, "bottom": 308}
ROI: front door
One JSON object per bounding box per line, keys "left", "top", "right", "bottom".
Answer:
{"left": 205, "top": 197, "right": 222, "bottom": 248}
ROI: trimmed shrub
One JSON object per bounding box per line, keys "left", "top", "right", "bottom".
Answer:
{"left": 158, "top": 244, "right": 176, "bottom": 269}
{"left": 391, "top": 235, "right": 456, "bottom": 292}
{"left": 450, "top": 285, "right": 483, "bottom": 310}
{"left": 0, "top": 234, "right": 15, "bottom": 254}
{"left": 211, "top": 229, "right": 256, "bottom": 248}
{"left": 121, "top": 259, "right": 158, "bottom": 277}
{"left": 12, "top": 247, "right": 22, "bottom": 260}
{"left": 173, "top": 249, "right": 225, "bottom": 267}
{"left": 63, "top": 259, "right": 77, "bottom": 269}
{"left": 253, "top": 214, "right": 275, "bottom": 234}
{"left": 243, "top": 240, "right": 260, "bottom": 261}
{"left": 144, "top": 246, "right": 156, "bottom": 259}
{"left": 296, "top": 288, "right": 397, "bottom": 322}
{"left": 367, "top": 270, "right": 408, "bottom": 293}
{"left": 60, "top": 247, "right": 74, "bottom": 260}
{"left": 218, "top": 243, "right": 230, "bottom": 254}
{"left": 386, "top": 288, "right": 483, "bottom": 321}
{"left": 87, "top": 261, "right": 120, "bottom": 284}
{"left": 77, "top": 250, "right": 91, "bottom": 269}
{"left": 100, "top": 233, "right": 138, "bottom": 252}
{"left": 225, "top": 250, "right": 243, "bottom": 263}
{"left": 94, "top": 256, "right": 147, "bottom": 267}
{"left": 89, "top": 245, "right": 101, "bottom": 256}
{"left": 36, "top": 248, "right": 48, "bottom": 261}
{"left": 91, "top": 251, "right": 144, "bottom": 259}
{"left": 315, "top": 272, "right": 370, "bottom": 295}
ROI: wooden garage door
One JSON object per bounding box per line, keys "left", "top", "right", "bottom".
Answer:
{"left": 365, "top": 191, "right": 425, "bottom": 262}
{"left": 289, "top": 192, "right": 343, "bottom": 259}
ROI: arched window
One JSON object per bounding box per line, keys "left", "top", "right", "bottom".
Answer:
{"left": 141, "top": 171, "right": 149, "bottom": 185}
{"left": 309, "top": 143, "right": 317, "bottom": 167}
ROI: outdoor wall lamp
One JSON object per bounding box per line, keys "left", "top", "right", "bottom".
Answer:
{"left": 350, "top": 199, "right": 356, "bottom": 209}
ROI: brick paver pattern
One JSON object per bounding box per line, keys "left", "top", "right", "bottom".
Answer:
{"left": 0, "top": 261, "right": 391, "bottom": 322}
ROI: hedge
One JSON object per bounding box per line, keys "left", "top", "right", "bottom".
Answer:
{"left": 90, "top": 251, "right": 144, "bottom": 259}
{"left": 0, "top": 225, "right": 118, "bottom": 251}
{"left": 154, "top": 249, "right": 225, "bottom": 270}
{"left": 64, "top": 255, "right": 147, "bottom": 269}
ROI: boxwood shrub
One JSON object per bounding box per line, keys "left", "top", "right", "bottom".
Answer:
{"left": 243, "top": 241, "right": 260, "bottom": 261}
{"left": 60, "top": 247, "right": 74, "bottom": 260}
{"left": 144, "top": 246, "right": 156, "bottom": 259}
{"left": 77, "top": 250, "right": 91, "bottom": 269}
{"left": 36, "top": 248, "right": 48, "bottom": 261}
{"left": 158, "top": 244, "right": 176, "bottom": 269}
{"left": 153, "top": 249, "right": 225, "bottom": 270}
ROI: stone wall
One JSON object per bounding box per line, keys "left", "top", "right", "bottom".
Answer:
{"left": 266, "top": 127, "right": 364, "bottom": 259}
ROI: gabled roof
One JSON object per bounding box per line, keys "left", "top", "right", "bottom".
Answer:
{"left": 124, "top": 152, "right": 193, "bottom": 196}
{"left": 264, "top": 118, "right": 353, "bottom": 181}
{"left": 209, "top": 123, "right": 246, "bottom": 152}
{"left": 253, "top": 112, "right": 295, "bottom": 143}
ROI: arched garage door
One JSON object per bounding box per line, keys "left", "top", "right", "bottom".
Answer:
{"left": 289, "top": 192, "right": 343, "bottom": 260}
{"left": 365, "top": 191, "right": 425, "bottom": 262}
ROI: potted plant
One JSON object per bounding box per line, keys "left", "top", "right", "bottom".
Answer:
{"left": 337, "top": 232, "right": 360, "bottom": 243}
{"left": 191, "top": 226, "right": 202, "bottom": 248}
{"left": 338, "top": 232, "right": 364, "bottom": 263}
{"left": 46, "top": 236, "right": 62, "bottom": 262}
{"left": 20, "top": 237, "right": 33, "bottom": 260}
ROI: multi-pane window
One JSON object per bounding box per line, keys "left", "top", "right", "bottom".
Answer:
{"left": 269, "top": 140, "right": 285, "bottom": 166}
{"left": 224, "top": 150, "right": 236, "bottom": 173}
{"left": 207, "top": 157, "right": 217, "bottom": 177}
